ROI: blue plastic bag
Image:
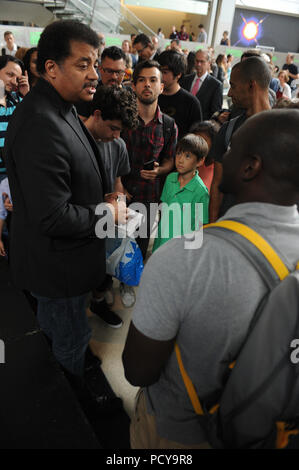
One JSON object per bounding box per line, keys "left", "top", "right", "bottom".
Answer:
{"left": 106, "top": 236, "right": 144, "bottom": 286}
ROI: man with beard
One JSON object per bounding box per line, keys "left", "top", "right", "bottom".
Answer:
{"left": 121, "top": 60, "right": 177, "bottom": 269}
{"left": 4, "top": 20, "right": 126, "bottom": 378}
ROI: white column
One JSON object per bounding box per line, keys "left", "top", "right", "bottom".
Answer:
{"left": 210, "top": 0, "right": 237, "bottom": 47}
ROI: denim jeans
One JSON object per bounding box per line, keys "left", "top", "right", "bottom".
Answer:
{"left": 33, "top": 293, "right": 91, "bottom": 377}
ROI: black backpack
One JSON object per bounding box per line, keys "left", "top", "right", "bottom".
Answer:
{"left": 176, "top": 220, "right": 299, "bottom": 449}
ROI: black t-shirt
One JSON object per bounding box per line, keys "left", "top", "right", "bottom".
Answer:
{"left": 158, "top": 88, "right": 203, "bottom": 140}
{"left": 210, "top": 113, "right": 247, "bottom": 164}
{"left": 209, "top": 113, "right": 247, "bottom": 217}
{"left": 282, "top": 63, "right": 298, "bottom": 89}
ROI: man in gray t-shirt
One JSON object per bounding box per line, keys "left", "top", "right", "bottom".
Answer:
{"left": 123, "top": 110, "right": 299, "bottom": 448}
{"left": 84, "top": 85, "right": 138, "bottom": 328}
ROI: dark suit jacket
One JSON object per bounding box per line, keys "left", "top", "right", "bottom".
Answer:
{"left": 4, "top": 78, "right": 108, "bottom": 298}
{"left": 180, "top": 73, "right": 223, "bottom": 121}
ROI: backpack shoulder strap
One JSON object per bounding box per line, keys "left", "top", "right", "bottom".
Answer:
{"left": 176, "top": 219, "right": 292, "bottom": 417}
{"left": 224, "top": 117, "right": 240, "bottom": 149}
{"left": 162, "top": 113, "right": 175, "bottom": 152}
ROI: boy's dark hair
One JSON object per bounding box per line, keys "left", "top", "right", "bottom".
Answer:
{"left": 36, "top": 20, "right": 99, "bottom": 74}
{"left": 101, "top": 46, "right": 126, "bottom": 62}
{"left": 176, "top": 134, "right": 208, "bottom": 162}
{"left": 158, "top": 50, "right": 186, "bottom": 78}
{"left": 91, "top": 85, "right": 138, "bottom": 130}
{"left": 133, "top": 59, "right": 161, "bottom": 85}
{"left": 0, "top": 54, "right": 24, "bottom": 73}
{"left": 133, "top": 33, "right": 152, "bottom": 48}
{"left": 233, "top": 57, "right": 271, "bottom": 90}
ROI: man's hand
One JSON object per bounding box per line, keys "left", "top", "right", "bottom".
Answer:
{"left": 17, "top": 70, "right": 30, "bottom": 96}
{"left": 140, "top": 161, "right": 160, "bottom": 180}
{"left": 3, "top": 193, "right": 13, "bottom": 212}
{"left": 104, "top": 192, "right": 128, "bottom": 225}
{"left": 0, "top": 240, "right": 6, "bottom": 257}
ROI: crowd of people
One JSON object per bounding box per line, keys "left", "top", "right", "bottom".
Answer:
{"left": 1, "top": 21, "right": 299, "bottom": 449}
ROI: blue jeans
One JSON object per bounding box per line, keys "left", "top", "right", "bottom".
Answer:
{"left": 33, "top": 293, "right": 91, "bottom": 377}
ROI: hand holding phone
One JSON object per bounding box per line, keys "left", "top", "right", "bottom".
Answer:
{"left": 143, "top": 159, "right": 155, "bottom": 171}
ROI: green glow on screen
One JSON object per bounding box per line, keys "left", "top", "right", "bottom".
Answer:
{"left": 30, "top": 31, "right": 42, "bottom": 46}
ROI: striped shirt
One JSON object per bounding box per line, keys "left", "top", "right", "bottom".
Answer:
{"left": 0, "top": 92, "right": 22, "bottom": 174}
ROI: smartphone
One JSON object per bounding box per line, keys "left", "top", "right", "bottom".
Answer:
{"left": 143, "top": 159, "right": 155, "bottom": 170}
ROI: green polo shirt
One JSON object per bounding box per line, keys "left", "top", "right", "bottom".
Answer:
{"left": 153, "top": 171, "right": 209, "bottom": 252}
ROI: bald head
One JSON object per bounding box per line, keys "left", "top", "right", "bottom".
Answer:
{"left": 240, "top": 109, "right": 299, "bottom": 187}
{"left": 233, "top": 57, "right": 271, "bottom": 90}
{"left": 221, "top": 110, "right": 299, "bottom": 203}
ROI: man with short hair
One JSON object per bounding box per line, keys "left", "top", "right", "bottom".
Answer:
{"left": 1, "top": 32, "right": 18, "bottom": 56}
{"left": 197, "top": 24, "right": 207, "bottom": 43}
{"left": 170, "top": 39, "right": 182, "bottom": 53}
{"left": 209, "top": 57, "right": 271, "bottom": 222}
{"left": 4, "top": 20, "right": 125, "bottom": 378}
{"left": 181, "top": 50, "right": 223, "bottom": 120}
{"left": 0, "top": 55, "right": 29, "bottom": 181}
{"left": 76, "top": 45, "right": 127, "bottom": 120}
{"left": 121, "top": 60, "right": 177, "bottom": 304}
{"left": 283, "top": 54, "right": 299, "bottom": 94}
{"left": 84, "top": 85, "right": 138, "bottom": 325}
{"left": 133, "top": 34, "right": 160, "bottom": 62}
{"left": 158, "top": 50, "right": 202, "bottom": 139}
{"left": 123, "top": 109, "right": 299, "bottom": 449}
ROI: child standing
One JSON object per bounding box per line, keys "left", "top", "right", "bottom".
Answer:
{"left": 153, "top": 134, "right": 209, "bottom": 252}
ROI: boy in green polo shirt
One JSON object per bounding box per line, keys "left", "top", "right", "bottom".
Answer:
{"left": 153, "top": 134, "right": 209, "bottom": 252}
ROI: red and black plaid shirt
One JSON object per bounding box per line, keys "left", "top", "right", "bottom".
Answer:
{"left": 122, "top": 106, "right": 178, "bottom": 203}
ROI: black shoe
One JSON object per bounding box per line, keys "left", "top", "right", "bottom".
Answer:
{"left": 90, "top": 298, "right": 123, "bottom": 329}
{"left": 85, "top": 345, "right": 102, "bottom": 370}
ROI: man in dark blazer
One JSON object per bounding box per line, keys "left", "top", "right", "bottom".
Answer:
{"left": 4, "top": 20, "right": 125, "bottom": 377}
{"left": 180, "top": 49, "right": 223, "bottom": 120}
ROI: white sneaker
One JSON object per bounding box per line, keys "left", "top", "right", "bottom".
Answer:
{"left": 119, "top": 283, "right": 136, "bottom": 308}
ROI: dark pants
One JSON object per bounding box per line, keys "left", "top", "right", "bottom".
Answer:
{"left": 33, "top": 293, "right": 91, "bottom": 377}
{"left": 131, "top": 202, "right": 158, "bottom": 260}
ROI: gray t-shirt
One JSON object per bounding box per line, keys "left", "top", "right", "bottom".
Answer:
{"left": 132, "top": 202, "right": 299, "bottom": 444}
{"left": 97, "top": 138, "right": 130, "bottom": 193}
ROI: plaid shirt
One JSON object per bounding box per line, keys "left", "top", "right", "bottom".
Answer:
{"left": 122, "top": 106, "right": 177, "bottom": 203}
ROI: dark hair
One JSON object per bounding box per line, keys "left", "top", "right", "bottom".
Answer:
{"left": 189, "top": 121, "right": 218, "bottom": 165}
{"left": 0, "top": 54, "right": 24, "bottom": 73}
{"left": 101, "top": 46, "right": 126, "bottom": 62}
{"left": 216, "top": 54, "right": 225, "bottom": 66}
{"left": 36, "top": 20, "right": 99, "bottom": 74}
{"left": 4, "top": 31, "right": 13, "bottom": 38}
{"left": 186, "top": 51, "right": 196, "bottom": 74}
{"left": 91, "top": 85, "right": 138, "bottom": 130}
{"left": 23, "top": 47, "right": 38, "bottom": 86}
{"left": 241, "top": 49, "right": 261, "bottom": 61}
{"left": 133, "top": 34, "right": 152, "bottom": 48}
{"left": 158, "top": 50, "right": 186, "bottom": 78}
{"left": 233, "top": 57, "right": 271, "bottom": 90}
{"left": 176, "top": 134, "right": 208, "bottom": 161}
{"left": 198, "top": 24, "right": 204, "bottom": 28}
{"left": 133, "top": 59, "right": 161, "bottom": 85}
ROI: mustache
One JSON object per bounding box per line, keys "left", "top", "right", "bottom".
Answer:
{"left": 83, "top": 81, "right": 98, "bottom": 89}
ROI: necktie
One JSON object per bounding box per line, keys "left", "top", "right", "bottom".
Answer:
{"left": 191, "top": 77, "right": 201, "bottom": 96}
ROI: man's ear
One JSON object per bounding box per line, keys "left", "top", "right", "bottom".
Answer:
{"left": 242, "top": 154, "right": 262, "bottom": 181}
{"left": 93, "top": 109, "right": 102, "bottom": 121}
{"left": 44, "top": 60, "right": 59, "bottom": 79}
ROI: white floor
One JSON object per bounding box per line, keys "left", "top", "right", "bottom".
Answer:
{"left": 87, "top": 234, "right": 156, "bottom": 420}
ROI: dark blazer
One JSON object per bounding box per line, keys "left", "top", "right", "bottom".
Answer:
{"left": 180, "top": 73, "right": 223, "bottom": 121}
{"left": 4, "top": 78, "right": 108, "bottom": 298}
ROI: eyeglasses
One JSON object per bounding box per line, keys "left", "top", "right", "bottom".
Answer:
{"left": 101, "top": 68, "right": 125, "bottom": 77}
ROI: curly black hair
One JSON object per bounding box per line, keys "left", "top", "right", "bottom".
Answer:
{"left": 90, "top": 85, "right": 138, "bottom": 130}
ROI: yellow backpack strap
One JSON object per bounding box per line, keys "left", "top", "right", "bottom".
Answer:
{"left": 175, "top": 344, "right": 204, "bottom": 415}
{"left": 205, "top": 220, "right": 290, "bottom": 281}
